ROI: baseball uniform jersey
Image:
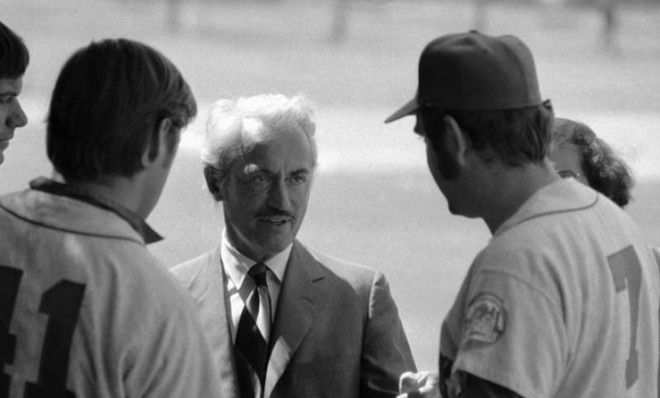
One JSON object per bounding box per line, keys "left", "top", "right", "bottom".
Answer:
{"left": 440, "top": 178, "right": 659, "bottom": 398}
{"left": 0, "top": 181, "right": 223, "bottom": 398}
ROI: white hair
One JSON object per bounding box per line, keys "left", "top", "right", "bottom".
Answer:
{"left": 201, "top": 93, "right": 317, "bottom": 180}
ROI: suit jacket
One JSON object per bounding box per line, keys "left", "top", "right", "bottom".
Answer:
{"left": 171, "top": 240, "right": 416, "bottom": 398}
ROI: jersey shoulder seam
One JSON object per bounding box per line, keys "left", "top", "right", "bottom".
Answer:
{"left": 498, "top": 194, "right": 599, "bottom": 236}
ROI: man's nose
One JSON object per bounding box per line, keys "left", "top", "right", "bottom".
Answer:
{"left": 267, "top": 178, "right": 291, "bottom": 211}
{"left": 8, "top": 101, "right": 28, "bottom": 128}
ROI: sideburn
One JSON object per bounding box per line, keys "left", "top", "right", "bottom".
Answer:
{"left": 421, "top": 109, "right": 461, "bottom": 181}
{"left": 429, "top": 134, "right": 461, "bottom": 181}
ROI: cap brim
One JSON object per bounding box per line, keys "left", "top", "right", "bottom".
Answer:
{"left": 384, "top": 98, "right": 419, "bottom": 123}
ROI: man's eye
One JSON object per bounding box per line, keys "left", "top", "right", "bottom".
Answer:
{"left": 0, "top": 96, "right": 13, "bottom": 105}
{"left": 288, "top": 174, "right": 306, "bottom": 184}
{"left": 247, "top": 173, "right": 271, "bottom": 188}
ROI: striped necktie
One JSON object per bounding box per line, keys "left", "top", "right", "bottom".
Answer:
{"left": 235, "top": 262, "right": 272, "bottom": 396}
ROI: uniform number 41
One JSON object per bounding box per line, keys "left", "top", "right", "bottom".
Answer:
{"left": 1, "top": 265, "right": 85, "bottom": 398}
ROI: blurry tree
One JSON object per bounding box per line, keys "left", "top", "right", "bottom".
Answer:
{"left": 166, "top": 0, "right": 184, "bottom": 32}
{"left": 331, "top": 0, "right": 350, "bottom": 42}
{"left": 561, "top": 0, "right": 621, "bottom": 52}
{"left": 600, "top": 0, "right": 618, "bottom": 51}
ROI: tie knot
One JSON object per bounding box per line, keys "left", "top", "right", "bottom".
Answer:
{"left": 248, "top": 263, "right": 269, "bottom": 288}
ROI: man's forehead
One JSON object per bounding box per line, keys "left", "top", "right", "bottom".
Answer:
{"left": 0, "top": 77, "right": 23, "bottom": 94}
{"left": 236, "top": 143, "right": 312, "bottom": 173}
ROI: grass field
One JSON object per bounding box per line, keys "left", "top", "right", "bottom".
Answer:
{"left": 2, "top": 0, "right": 660, "bottom": 369}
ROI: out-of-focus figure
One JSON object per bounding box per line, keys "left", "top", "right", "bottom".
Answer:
{"left": 0, "top": 20, "right": 29, "bottom": 166}
{"left": 600, "top": 0, "right": 618, "bottom": 52}
{"left": 550, "top": 117, "right": 634, "bottom": 208}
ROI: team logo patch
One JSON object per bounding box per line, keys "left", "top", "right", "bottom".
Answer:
{"left": 462, "top": 293, "right": 506, "bottom": 346}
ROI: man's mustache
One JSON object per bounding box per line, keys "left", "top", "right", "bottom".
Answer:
{"left": 256, "top": 209, "right": 295, "bottom": 219}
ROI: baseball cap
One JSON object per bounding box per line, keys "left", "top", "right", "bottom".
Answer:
{"left": 385, "top": 31, "right": 543, "bottom": 123}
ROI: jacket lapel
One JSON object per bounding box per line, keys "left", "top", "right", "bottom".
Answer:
{"left": 264, "top": 242, "right": 327, "bottom": 397}
{"left": 185, "top": 247, "right": 240, "bottom": 398}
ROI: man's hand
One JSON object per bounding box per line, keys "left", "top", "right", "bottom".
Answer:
{"left": 397, "top": 370, "right": 441, "bottom": 398}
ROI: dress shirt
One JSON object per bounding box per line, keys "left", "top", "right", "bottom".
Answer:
{"left": 221, "top": 230, "right": 291, "bottom": 342}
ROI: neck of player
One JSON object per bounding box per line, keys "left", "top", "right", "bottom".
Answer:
{"left": 481, "top": 158, "right": 560, "bottom": 234}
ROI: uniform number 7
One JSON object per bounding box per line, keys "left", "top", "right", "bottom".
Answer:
{"left": 607, "top": 245, "right": 641, "bottom": 389}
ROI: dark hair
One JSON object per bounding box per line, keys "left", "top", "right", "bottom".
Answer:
{"left": 420, "top": 103, "right": 554, "bottom": 168}
{"left": 553, "top": 118, "right": 633, "bottom": 207}
{"left": 47, "top": 38, "right": 196, "bottom": 182}
{"left": 0, "top": 20, "right": 30, "bottom": 79}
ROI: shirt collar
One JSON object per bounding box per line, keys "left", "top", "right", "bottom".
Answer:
{"left": 221, "top": 229, "right": 291, "bottom": 289}
{"left": 494, "top": 178, "right": 599, "bottom": 237}
{"left": 29, "top": 177, "right": 163, "bottom": 244}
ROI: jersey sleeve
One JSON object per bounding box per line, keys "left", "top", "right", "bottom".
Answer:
{"left": 123, "top": 291, "right": 223, "bottom": 398}
{"left": 449, "top": 269, "right": 568, "bottom": 398}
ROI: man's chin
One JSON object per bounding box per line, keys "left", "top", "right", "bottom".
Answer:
{"left": 447, "top": 201, "right": 461, "bottom": 215}
{"left": 448, "top": 205, "right": 481, "bottom": 221}
{"left": 261, "top": 238, "right": 294, "bottom": 255}
{"left": 447, "top": 203, "right": 471, "bottom": 217}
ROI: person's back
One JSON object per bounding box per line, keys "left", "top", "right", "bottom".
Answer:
{"left": 549, "top": 182, "right": 658, "bottom": 396}
{"left": 0, "top": 39, "right": 222, "bottom": 397}
{"left": 386, "top": 31, "right": 659, "bottom": 397}
{"left": 443, "top": 178, "right": 658, "bottom": 397}
{"left": 0, "top": 187, "right": 217, "bottom": 397}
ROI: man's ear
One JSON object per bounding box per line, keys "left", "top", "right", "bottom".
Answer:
{"left": 142, "top": 118, "right": 180, "bottom": 168}
{"left": 162, "top": 118, "right": 181, "bottom": 158}
{"left": 203, "top": 165, "right": 224, "bottom": 201}
{"left": 442, "top": 115, "right": 469, "bottom": 167}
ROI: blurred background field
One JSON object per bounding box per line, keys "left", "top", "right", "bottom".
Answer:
{"left": 2, "top": 0, "right": 659, "bottom": 370}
